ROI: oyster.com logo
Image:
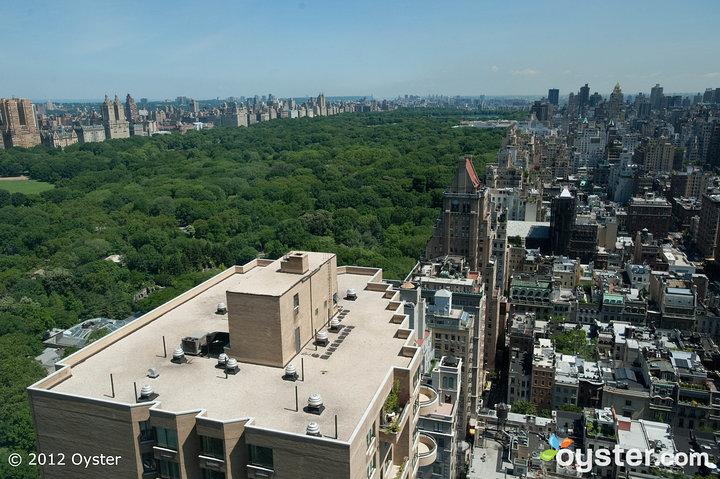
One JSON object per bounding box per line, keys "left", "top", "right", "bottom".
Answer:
{"left": 540, "top": 434, "right": 573, "bottom": 461}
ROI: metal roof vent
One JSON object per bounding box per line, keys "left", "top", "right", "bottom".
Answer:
{"left": 330, "top": 318, "right": 341, "bottom": 332}
{"left": 138, "top": 384, "right": 158, "bottom": 402}
{"left": 283, "top": 363, "right": 298, "bottom": 381}
{"left": 171, "top": 347, "right": 187, "bottom": 364}
{"left": 305, "top": 393, "right": 324, "bottom": 415}
{"left": 345, "top": 288, "right": 357, "bottom": 300}
{"left": 147, "top": 368, "right": 159, "bottom": 378}
{"left": 225, "top": 357, "right": 239, "bottom": 375}
{"left": 306, "top": 422, "right": 321, "bottom": 436}
{"left": 315, "top": 330, "right": 329, "bottom": 346}
{"left": 216, "top": 353, "right": 228, "bottom": 369}
{"left": 216, "top": 302, "right": 227, "bottom": 314}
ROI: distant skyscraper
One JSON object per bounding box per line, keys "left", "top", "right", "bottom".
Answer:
{"left": 0, "top": 98, "right": 41, "bottom": 148}
{"left": 317, "top": 93, "right": 327, "bottom": 116}
{"left": 548, "top": 88, "right": 559, "bottom": 106}
{"left": 608, "top": 83, "right": 624, "bottom": 120}
{"left": 101, "top": 95, "right": 130, "bottom": 139}
{"left": 188, "top": 99, "right": 199, "bottom": 115}
{"left": 125, "top": 93, "right": 138, "bottom": 123}
{"left": 578, "top": 83, "right": 590, "bottom": 110}
{"left": 650, "top": 83, "right": 664, "bottom": 110}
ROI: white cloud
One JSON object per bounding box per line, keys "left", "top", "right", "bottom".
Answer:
{"left": 511, "top": 69, "right": 538, "bottom": 76}
{"left": 704, "top": 72, "right": 720, "bottom": 78}
{"left": 491, "top": 65, "right": 499, "bottom": 72}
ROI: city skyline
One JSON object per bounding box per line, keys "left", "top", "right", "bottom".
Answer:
{"left": 2, "top": 0, "right": 719, "bottom": 100}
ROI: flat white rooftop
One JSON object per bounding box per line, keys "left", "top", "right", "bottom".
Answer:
{"left": 47, "top": 263, "right": 415, "bottom": 442}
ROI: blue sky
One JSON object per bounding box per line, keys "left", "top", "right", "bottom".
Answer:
{"left": 2, "top": 0, "right": 719, "bottom": 100}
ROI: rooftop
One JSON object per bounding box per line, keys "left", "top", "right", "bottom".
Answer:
{"left": 39, "top": 259, "right": 416, "bottom": 442}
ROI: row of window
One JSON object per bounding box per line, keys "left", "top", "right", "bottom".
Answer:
{"left": 139, "top": 422, "right": 272, "bottom": 475}
{"left": 434, "top": 333, "right": 466, "bottom": 342}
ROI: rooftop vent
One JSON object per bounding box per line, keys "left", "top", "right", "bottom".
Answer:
{"left": 305, "top": 393, "right": 325, "bottom": 415}
{"left": 225, "top": 357, "right": 239, "bottom": 375}
{"left": 216, "top": 353, "right": 228, "bottom": 369}
{"left": 345, "top": 288, "right": 357, "bottom": 300}
{"left": 315, "top": 330, "right": 329, "bottom": 346}
{"left": 147, "top": 368, "right": 159, "bottom": 378}
{"left": 171, "top": 347, "right": 187, "bottom": 364}
{"left": 329, "top": 318, "right": 341, "bottom": 332}
{"left": 306, "top": 422, "right": 321, "bottom": 436}
{"left": 283, "top": 363, "right": 298, "bottom": 381}
{"left": 216, "top": 302, "right": 227, "bottom": 314}
{"left": 138, "top": 384, "right": 158, "bottom": 402}
{"left": 181, "top": 330, "right": 208, "bottom": 356}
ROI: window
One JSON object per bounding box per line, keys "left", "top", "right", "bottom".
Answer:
{"left": 448, "top": 377, "right": 455, "bottom": 389}
{"left": 367, "top": 454, "right": 376, "bottom": 479}
{"left": 139, "top": 420, "right": 154, "bottom": 443}
{"left": 366, "top": 424, "right": 375, "bottom": 450}
{"left": 141, "top": 452, "right": 156, "bottom": 473}
{"left": 158, "top": 460, "right": 180, "bottom": 479}
{"left": 413, "top": 367, "right": 420, "bottom": 388}
{"left": 155, "top": 427, "right": 178, "bottom": 451}
{"left": 248, "top": 444, "right": 273, "bottom": 470}
{"left": 625, "top": 400, "right": 632, "bottom": 406}
{"left": 203, "top": 470, "right": 226, "bottom": 479}
{"left": 442, "top": 377, "right": 448, "bottom": 388}
{"left": 293, "top": 293, "right": 299, "bottom": 314}
{"left": 202, "top": 436, "right": 224, "bottom": 459}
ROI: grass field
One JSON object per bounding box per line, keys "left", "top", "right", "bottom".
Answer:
{"left": 0, "top": 179, "right": 54, "bottom": 194}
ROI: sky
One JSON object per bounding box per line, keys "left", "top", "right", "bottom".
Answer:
{"left": 2, "top": 0, "right": 719, "bottom": 100}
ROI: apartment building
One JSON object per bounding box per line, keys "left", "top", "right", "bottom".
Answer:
{"left": 29, "top": 252, "right": 435, "bottom": 479}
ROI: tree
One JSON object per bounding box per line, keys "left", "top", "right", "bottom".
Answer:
{"left": 511, "top": 400, "right": 537, "bottom": 415}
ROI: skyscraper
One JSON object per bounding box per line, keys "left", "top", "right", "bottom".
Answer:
{"left": 578, "top": 83, "right": 590, "bottom": 110}
{"left": 650, "top": 83, "right": 664, "bottom": 110}
{"left": 550, "top": 188, "right": 576, "bottom": 255}
{"left": 548, "top": 88, "right": 559, "bottom": 106}
{"left": 101, "top": 95, "right": 130, "bottom": 139}
{"left": 0, "top": 98, "right": 41, "bottom": 148}
{"left": 608, "top": 83, "right": 624, "bottom": 120}
{"left": 125, "top": 93, "right": 138, "bottom": 123}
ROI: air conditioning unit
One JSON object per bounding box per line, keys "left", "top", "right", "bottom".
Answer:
{"left": 182, "top": 330, "right": 209, "bottom": 355}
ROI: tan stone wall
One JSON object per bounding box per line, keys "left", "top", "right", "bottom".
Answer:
{"left": 228, "top": 292, "right": 282, "bottom": 366}
{"left": 244, "top": 427, "right": 351, "bottom": 479}
{"left": 29, "top": 390, "right": 146, "bottom": 478}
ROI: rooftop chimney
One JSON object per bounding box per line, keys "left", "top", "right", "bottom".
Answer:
{"left": 280, "top": 252, "right": 309, "bottom": 274}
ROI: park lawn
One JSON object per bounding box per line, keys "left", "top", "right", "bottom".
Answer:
{"left": 0, "top": 179, "right": 54, "bottom": 194}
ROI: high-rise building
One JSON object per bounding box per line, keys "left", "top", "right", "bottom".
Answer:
{"left": 608, "top": 83, "right": 624, "bottom": 120}
{"left": 425, "top": 157, "right": 490, "bottom": 273}
{"left": 548, "top": 88, "right": 559, "bottom": 106}
{"left": 650, "top": 83, "right": 664, "bottom": 110}
{"left": 317, "top": 93, "right": 327, "bottom": 116}
{"left": 29, "top": 252, "right": 435, "bottom": 478}
{"left": 0, "top": 98, "right": 41, "bottom": 148}
{"left": 697, "top": 192, "right": 720, "bottom": 260}
{"left": 424, "top": 157, "right": 505, "bottom": 374}
{"left": 125, "top": 94, "right": 138, "bottom": 123}
{"left": 101, "top": 95, "right": 130, "bottom": 139}
{"left": 634, "top": 136, "right": 674, "bottom": 173}
{"left": 627, "top": 193, "right": 672, "bottom": 239}
{"left": 549, "top": 188, "right": 576, "bottom": 255}
{"left": 578, "top": 84, "right": 590, "bottom": 110}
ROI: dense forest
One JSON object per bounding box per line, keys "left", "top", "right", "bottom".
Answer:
{"left": 0, "top": 108, "right": 521, "bottom": 477}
